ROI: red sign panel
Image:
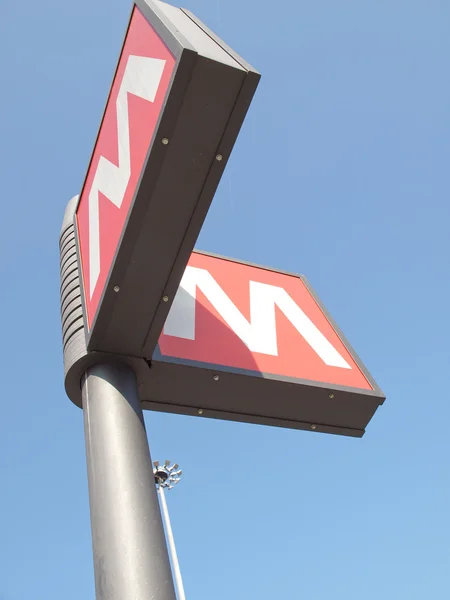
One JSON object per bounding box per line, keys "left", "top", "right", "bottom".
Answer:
{"left": 159, "top": 252, "right": 373, "bottom": 390}
{"left": 76, "top": 7, "right": 176, "bottom": 328}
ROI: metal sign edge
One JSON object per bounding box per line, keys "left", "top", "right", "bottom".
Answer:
{"left": 141, "top": 399, "right": 366, "bottom": 438}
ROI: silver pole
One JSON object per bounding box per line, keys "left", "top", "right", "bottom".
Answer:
{"left": 158, "top": 485, "right": 187, "bottom": 600}
{"left": 82, "top": 362, "right": 177, "bottom": 600}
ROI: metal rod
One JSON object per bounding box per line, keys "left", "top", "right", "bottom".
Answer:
{"left": 158, "top": 485, "right": 187, "bottom": 600}
{"left": 82, "top": 362, "right": 177, "bottom": 600}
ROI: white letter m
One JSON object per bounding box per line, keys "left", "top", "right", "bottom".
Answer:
{"left": 163, "top": 266, "right": 351, "bottom": 369}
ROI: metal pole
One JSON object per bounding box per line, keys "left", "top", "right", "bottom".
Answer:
{"left": 158, "top": 485, "right": 187, "bottom": 600}
{"left": 82, "top": 362, "right": 177, "bottom": 600}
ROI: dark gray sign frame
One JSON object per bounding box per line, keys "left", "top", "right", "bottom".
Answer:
{"left": 141, "top": 251, "right": 385, "bottom": 438}
{"left": 74, "top": 0, "right": 260, "bottom": 358}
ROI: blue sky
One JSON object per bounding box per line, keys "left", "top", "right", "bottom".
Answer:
{"left": 1, "top": 0, "right": 450, "bottom": 598}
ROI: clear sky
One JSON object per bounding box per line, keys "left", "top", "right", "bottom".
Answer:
{"left": 1, "top": 0, "right": 450, "bottom": 598}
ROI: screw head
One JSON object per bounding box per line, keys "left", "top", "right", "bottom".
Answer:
{"left": 198, "top": 409, "right": 203, "bottom": 415}
{"left": 113, "top": 286, "right": 120, "bottom": 292}
{"left": 216, "top": 154, "right": 223, "bottom": 161}
{"left": 311, "top": 424, "right": 317, "bottom": 430}
{"left": 213, "top": 375, "right": 219, "bottom": 381}
{"left": 162, "top": 137, "right": 169, "bottom": 145}
{"left": 329, "top": 393, "right": 335, "bottom": 399}
{"left": 162, "top": 295, "right": 169, "bottom": 303}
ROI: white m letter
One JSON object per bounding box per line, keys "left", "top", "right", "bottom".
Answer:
{"left": 164, "top": 267, "right": 351, "bottom": 369}
{"left": 88, "top": 55, "right": 166, "bottom": 298}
